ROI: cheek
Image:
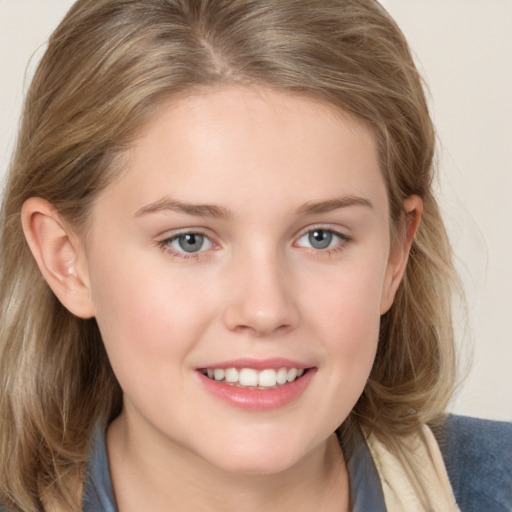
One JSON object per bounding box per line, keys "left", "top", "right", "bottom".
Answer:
{"left": 89, "top": 270, "right": 218, "bottom": 428}
{"left": 305, "top": 257, "right": 387, "bottom": 381}
{"left": 88, "top": 256, "right": 214, "bottom": 384}
{"left": 323, "top": 290, "right": 380, "bottom": 374}
{"left": 309, "top": 254, "right": 385, "bottom": 331}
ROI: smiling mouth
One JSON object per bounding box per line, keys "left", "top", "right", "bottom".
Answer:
{"left": 199, "top": 367, "right": 308, "bottom": 389}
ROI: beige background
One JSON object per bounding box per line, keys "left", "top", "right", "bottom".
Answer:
{"left": 1, "top": 0, "right": 511, "bottom": 421}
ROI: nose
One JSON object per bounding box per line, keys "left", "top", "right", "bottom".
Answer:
{"left": 222, "top": 252, "right": 300, "bottom": 337}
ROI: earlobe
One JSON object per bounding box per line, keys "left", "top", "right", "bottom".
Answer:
{"left": 380, "top": 195, "right": 423, "bottom": 315}
{"left": 21, "top": 197, "right": 95, "bottom": 319}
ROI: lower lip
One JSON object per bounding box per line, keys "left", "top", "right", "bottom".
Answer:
{"left": 197, "top": 369, "right": 316, "bottom": 411}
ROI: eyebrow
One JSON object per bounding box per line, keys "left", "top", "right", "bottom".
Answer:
{"left": 297, "top": 196, "right": 374, "bottom": 215}
{"left": 135, "top": 194, "right": 373, "bottom": 219}
{"left": 135, "top": 198, "right": 232, "bottom": 219}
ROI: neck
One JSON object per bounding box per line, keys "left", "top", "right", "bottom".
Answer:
{"left": 106, "top": 414, "right": 350, "bottom": 512}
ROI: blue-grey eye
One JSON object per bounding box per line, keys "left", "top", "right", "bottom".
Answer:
{"left": 174, "top": 233, "right": 207, "bottom": 253}
{"left": 308, "top": 230, "right": 333, "bottom": 249}
{"left": 296, "top": 229, "right": 345, "bottom": 250}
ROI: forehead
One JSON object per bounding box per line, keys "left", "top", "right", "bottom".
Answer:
{"left": 92, "top": 86, "right": 387, "bottom": 220}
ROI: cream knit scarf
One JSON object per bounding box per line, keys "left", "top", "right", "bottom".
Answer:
{"left": 365, "top": 425, "right": 460, "bottom": 512}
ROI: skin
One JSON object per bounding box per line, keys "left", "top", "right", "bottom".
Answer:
{"left": 22, "top": 86, "right": 422, "bottom": 511}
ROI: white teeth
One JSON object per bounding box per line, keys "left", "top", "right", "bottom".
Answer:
{"left": 203, "top": 366, "right": 306, "bottom": 388}
{"left": 258, "top": 369, "right": 277, "bottom": 387}
{"left": 225, "top": 368, "right": 239, "bottom": 383}
{"left": 287, "top": 368, "right": 298, "bottom": 382}
{"left": 239, "top": 368, "right": 258, "bottom": 386}
{"left": 276, "top": 367, "right": 288, "bottom": 385}
{"left": 213, "top": 369, "right": 225, "bottom": 381}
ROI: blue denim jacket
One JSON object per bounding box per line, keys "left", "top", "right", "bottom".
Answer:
{"left": 438, "top": 415, "right": 512, "bottom": 512}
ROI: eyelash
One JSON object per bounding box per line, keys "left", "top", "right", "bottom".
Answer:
{"left": 156, "top": 227, "right": 351, "bottom": 260}
{"left": 157, "top": 231, "right": 216, "bottom": 260}
{"left": 294, "top": 227, "right": 351, "bottom": 257}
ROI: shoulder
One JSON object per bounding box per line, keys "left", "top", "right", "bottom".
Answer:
{"left": 436, "top": 414, "right": 512, "bottom": 512}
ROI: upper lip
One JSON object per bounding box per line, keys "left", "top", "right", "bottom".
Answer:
{"left": 197, "top": 358, "right": 312, "bottom": 370}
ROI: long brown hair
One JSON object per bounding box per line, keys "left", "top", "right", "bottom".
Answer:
{"left": 0, "top": 1, "right": 459, "bottom": 509}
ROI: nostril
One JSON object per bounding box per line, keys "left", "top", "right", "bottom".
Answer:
{"left": 221, "top": 277, "right": 300, "bottom": 336}
{"left": 231, "top": 319, "right": 294, "bottom": 337}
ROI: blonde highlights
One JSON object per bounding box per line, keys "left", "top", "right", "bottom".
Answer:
{"left": 0, "top": 1, "right": 459, "bottom": 509}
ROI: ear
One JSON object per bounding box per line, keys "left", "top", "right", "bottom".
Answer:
{"left": 380, "top": 195, "right": 423, "bottom": 315}
{"left": 21, "top": 197, "right": 95, "bottom": 319}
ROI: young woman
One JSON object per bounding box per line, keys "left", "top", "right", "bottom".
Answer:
{"left": 0, "top": 1, "right": 510, "bottom": 511}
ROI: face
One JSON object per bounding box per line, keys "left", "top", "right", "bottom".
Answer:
{"left": 80, "top": 86, "right": 405, "bottom": 475}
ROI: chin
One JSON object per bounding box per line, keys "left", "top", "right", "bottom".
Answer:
{"left": 199, "top": 433, "right": 315, "bottom": 476}
{"left": 211, "top": 451, "right": 302, "bottom": 476}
